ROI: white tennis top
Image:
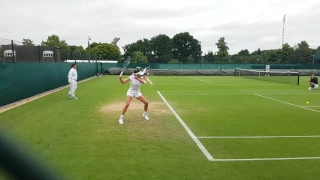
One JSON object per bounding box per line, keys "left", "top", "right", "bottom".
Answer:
{"left": 128, "top": 75, "right": 142, "bottom": 93}
{"left": 265, "top": 65, "right": 270, "bottom": 71}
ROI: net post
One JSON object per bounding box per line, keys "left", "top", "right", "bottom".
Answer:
{"left": 235, "top": 68, "right": 241, "bottom": 76}
{"left": 297, "top": 73, "right": 300, "bottom": 85}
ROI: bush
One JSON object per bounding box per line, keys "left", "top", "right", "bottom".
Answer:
{"left": 168, "top": 59, "right": 179, "bottom": 64}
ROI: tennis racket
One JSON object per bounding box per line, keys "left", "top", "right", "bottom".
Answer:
{"left": 142, "top": 67, "right": 147, "bottom": 75}
{"left": 120, "top": 56, "right": 131, "bottom": 77}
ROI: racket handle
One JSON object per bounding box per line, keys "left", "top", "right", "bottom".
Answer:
{"left": 120, "top": 71, "right": 124, "bottom": 77}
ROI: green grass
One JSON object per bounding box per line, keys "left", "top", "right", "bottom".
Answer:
{"left": 1, "top": 75, "right": 320, "bottom": 180}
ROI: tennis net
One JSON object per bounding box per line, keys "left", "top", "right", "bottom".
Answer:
{"left": 234, "top": 68, "right": 300, "bottom": 85}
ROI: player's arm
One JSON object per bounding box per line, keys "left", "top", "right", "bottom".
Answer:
{"left": 118, "top": 76, "right": 130, "bottom": 84}
{"left": 134, "top": 76, "right": 146, "bottom": 84}
{"left": 68, "top": 69, "right": 73, "bottom": 83}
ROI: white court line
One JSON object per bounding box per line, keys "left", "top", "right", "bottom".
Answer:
{"left": 154, "top": 84, "right": 284, "bottom": 86}
{"left": 146, "top": 77, "right": 153, "bottom": 85}
{"left": 302, "top": 106, "right": 320, "bottom": 108}
{"left": 197, "top": 135, "right": 320, "bottom": 139}
{"left": 159, "top": 91, "right": 313, "bottom": 95}
{"left": 160, "top": 92, "right": 313, "bottom": 95}
{"left": 213, "top": 157, "right": 320, "bottom": 162}
{"left": 157, "top": 91, "right": 214, "bottom": 161}
{"left": 254, "top": 94, "right": 320, "bottom": 113}
{"left": 160, "top": 90, "right": 312, "bottom": 93}
{"left": 190, "top": 77, "right": 212, "bottom": 84}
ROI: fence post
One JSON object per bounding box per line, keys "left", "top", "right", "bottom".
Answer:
{"left": 53, "top": 47, "right": 56, "bottom": 62}
{"left": 38, "top": 45, "right": 41, "bottom": 62}
{"left": 11, "top": 40, "right": 15, "bottom": 63}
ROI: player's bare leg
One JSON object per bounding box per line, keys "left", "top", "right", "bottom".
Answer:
{"left": 119, "top": 96, "right": 133, "bottom": 124}
{"left": 136, "top": 95, "right": 149, "bottom": 120}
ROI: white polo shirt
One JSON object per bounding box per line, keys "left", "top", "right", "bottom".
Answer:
{"left": 68, "top": 68, "right": 78, "bottom": 81}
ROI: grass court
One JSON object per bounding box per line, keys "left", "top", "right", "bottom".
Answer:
{"left": 1, "top": 75, "right": 320, "bottom": 180}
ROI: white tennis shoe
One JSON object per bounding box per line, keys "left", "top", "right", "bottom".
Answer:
{"left": 143, "top": 112, "right": 149, "bottom": 120}
{"left": 119, "top": 115, "right": 124, "bottom": 124}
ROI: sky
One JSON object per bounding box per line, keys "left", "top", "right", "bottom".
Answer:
{"left": 0, "top": 0, "right": 319, "bottom": 55}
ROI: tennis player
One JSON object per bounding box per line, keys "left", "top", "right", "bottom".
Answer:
{"left": 308, "top": 74, "right": 318, "bottom": 90}
{"left": 146, "top": 64, "right": 150, "bottom": 75}
{"left": 68, "top": 64, "right": 78, "bottom": 100}
{"left": 118, "top": 68, "right": 149, "bottom": 124}
{"left": 265, "top": 63, "right": 270, "bottom": 76}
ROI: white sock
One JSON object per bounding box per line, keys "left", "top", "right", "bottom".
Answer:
{"left": 120, "top": 115, "right": 124, "bottom": 119}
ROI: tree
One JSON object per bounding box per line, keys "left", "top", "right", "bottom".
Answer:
{"left": 238, "top": 49, "right": 250, "bottom": 56}
{"left": 150, "top": 34, "right": 172, "bottom": 63}
{"left": 251, "top": 48, "right": 262, "bottom": 55}
{"left": 261, "top": 49, "right": 281, "bottom": 63}
{"left": 69, "top": 45, "right": 85, "bottom": 52}
{"left": 123, "top": 38, "right": 152, "bottom": 58}
{"left": 111, "top": 37, "right": 120, "bottom": 46}
{"left": 316, "top": 46, "right": 320, "bottom": 51}
{"left": 281, "top": 43, "right": 294, "bottom": 63}
{"left": 204, "top": 51, "right": 215, "bottom": 63}
{"left": 111, "top": 37, "right": 121, "bottom": 52}
{"left": 86, "top": 42, "right": 101, "bottom": 52}
{"left": 186, "top": 55, "right": 195, "bottom": 64}
{"left": 22, "top": 38, "right": 34, "bottom": 46}
{"left": 41, "top": 35, "right": 70, "bottom": 51}
{"left": 91, "top": 43, "right": 121, "bottom": 60}
{"left": 172, "top": 32, "right": 202, "bottom": 63}
{"left": 132, "top": 51, "right": 148, "bottom": 63}
{"left": 216, "top": 37, "right": 229, "bottom": 58}
{"left": 297, "top": 41, "right": 311, "bottom": 55}
{"left": 168, "top": 59, "right": 179, "bottom": 64}
{"left": 68, "top": 45, "right": 87, "bottom": 59}
{"left": 294, "top": 41, "right": 313, "bottom": 63}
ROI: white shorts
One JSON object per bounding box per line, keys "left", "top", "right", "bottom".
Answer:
{"left": 312, "top": 83, "right": 318, "bottom": 89}
{"left": 127, "top": 91, "right": 142, "bottom": 98}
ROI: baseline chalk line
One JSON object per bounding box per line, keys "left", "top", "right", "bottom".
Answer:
{"left": 197, "top": 135, "right": 320, "bottom": 139}
{"left": 213, "top": 157, "right": 320, "bottom": 162}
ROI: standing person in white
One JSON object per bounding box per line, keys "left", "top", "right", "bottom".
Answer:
{"left": 265, "top": 63, "right": 270, "bottom": 76}
{"left": 118, "top": 68, "right": 149, "bottom": 124}
{"left": 68, "top": 64, "right": 78, "bottom": 100}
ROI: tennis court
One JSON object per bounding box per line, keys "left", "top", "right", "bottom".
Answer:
{"left": 155, "top": 76, "right": 320, "bottom": 162}
{"left": 1, "top": 75, "right": 320, "bottom": 180}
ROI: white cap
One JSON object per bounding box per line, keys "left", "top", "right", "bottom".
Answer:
{"left": 135, "top": 71, "right": 144, "bottom": 76}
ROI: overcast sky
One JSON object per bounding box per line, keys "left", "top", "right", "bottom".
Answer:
{"left": 0, "top": 0, "right": 319, "bottom": 54}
